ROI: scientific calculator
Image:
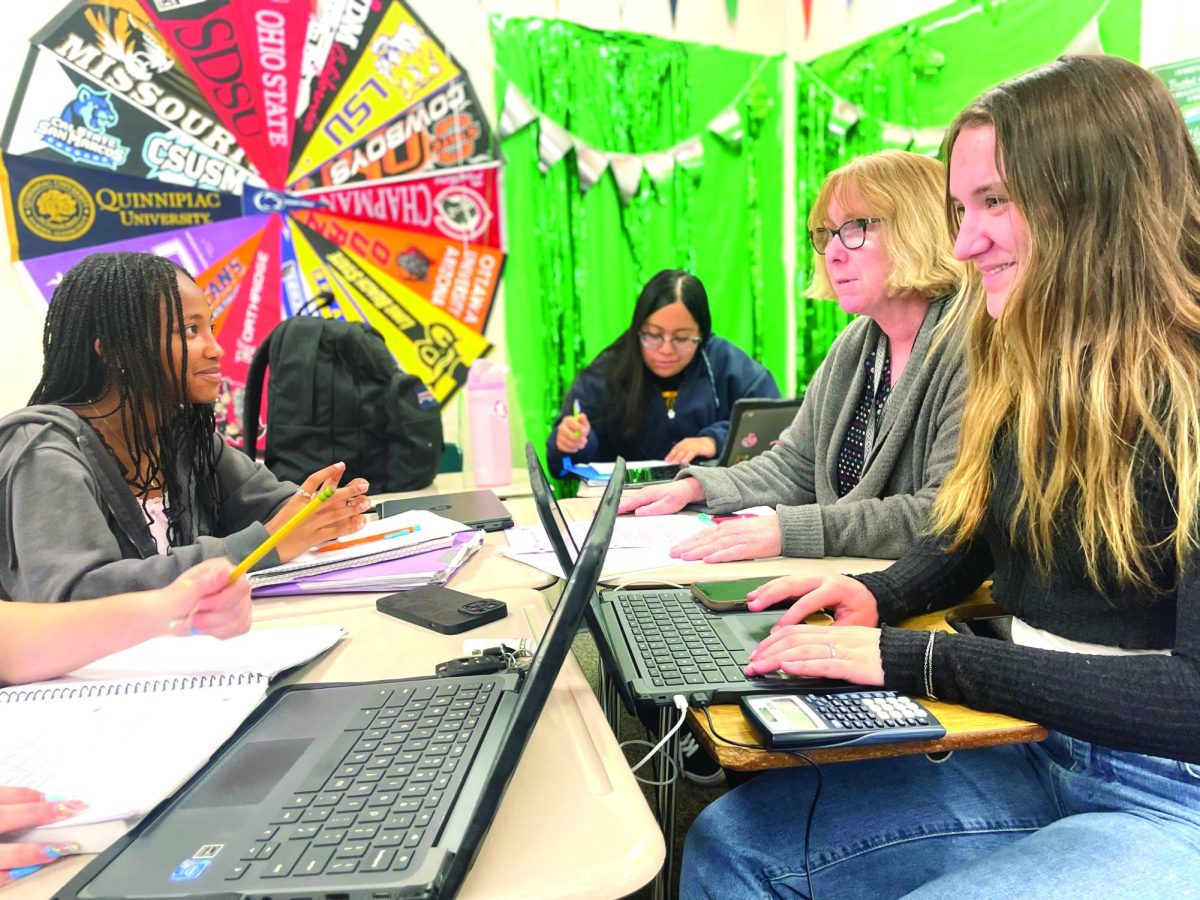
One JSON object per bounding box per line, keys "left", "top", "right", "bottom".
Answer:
{"left": 740, "top": 690, "right": 946, "bottom": 750}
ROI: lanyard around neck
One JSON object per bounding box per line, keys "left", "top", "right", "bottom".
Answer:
{"left": 862, "top": 332, "right": 890, "bottom": 465}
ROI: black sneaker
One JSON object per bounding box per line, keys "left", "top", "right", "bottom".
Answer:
{"left": 679, "top": 733, "right": 725, "bottom": 785}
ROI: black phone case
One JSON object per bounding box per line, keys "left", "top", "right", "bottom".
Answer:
{"left": 376, "top": 586, "right": 507, "bottom": 634}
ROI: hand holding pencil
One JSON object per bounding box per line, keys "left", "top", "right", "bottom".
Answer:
{"left": 262, "top": 462, "right": 374, "bottom": 565}
{"left": 555, "top": 399, "right": 591, "bottom": 454}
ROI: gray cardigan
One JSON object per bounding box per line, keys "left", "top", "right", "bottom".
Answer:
{"left": 684, "top": 297, "right": 966, "bottom": 558}
{"left": 0, "top": 406, "right": 296, "bottom": 601}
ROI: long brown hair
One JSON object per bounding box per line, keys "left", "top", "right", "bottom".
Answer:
{"left": 932, "top": 55, "right": 1200, "bottom": 589}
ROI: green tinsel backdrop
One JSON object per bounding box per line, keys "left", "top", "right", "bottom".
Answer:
{"left": 491, "top": 17, "right": 785, "bottom": 468}
{"left": 492, "top": 0, "right": 1143, "bottom": 466}
{"left": 793, "top": 0, "right": 1142, "bottom": 386}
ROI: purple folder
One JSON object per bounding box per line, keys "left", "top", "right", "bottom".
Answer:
{"left": 252, "top": 531, "right": 483, "bottom": 597}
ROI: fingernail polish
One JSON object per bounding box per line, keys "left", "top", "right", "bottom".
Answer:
{"left": 45, "top": 842, "right": 81, "bottom": 859}
{"left": 10, "top": 865, "right": 41, "bottom": 879}
{"left": 44, "top": 793, "right": 69, "bottom": 801}
{"left": 55, "top": 800, "right": 88, "bottom": 815}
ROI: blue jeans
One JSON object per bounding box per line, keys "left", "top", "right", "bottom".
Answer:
{"left": 680, "top": 732, "right": 1200, "bottom": 899}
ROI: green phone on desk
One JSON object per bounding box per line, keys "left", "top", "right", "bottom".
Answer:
{"left": 690, "top": 577, "right": 778, "bottom": 612}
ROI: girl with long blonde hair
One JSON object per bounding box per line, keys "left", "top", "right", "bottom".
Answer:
{"left": 682, "top": 55, "right": 1200, "bottom": 897}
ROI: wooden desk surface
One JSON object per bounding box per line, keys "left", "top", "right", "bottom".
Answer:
{"left": 14, "top": 590, "right": 663, "bottom": 899}
{"left": 689, "top": 601, "right": 1048, "bottom": 769}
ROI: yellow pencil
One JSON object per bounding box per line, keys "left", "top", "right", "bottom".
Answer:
{"left": 229, "top": 486, "right": 336, "bottom": 582}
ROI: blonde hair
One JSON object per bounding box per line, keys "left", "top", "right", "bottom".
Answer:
{"left": 807, "top": 150, "right": 961, "bottom": 302}
{"left": 932, "top": 55, "right": 1200, "bottom": 589}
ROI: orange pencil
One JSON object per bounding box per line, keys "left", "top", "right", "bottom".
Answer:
{"left": 315, "top": 524, "right": 419, "bottom": 554}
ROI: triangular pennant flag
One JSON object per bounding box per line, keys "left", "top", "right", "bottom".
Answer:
{"left": 537, "top": 116, "right": 573, "bottom": 173}
{"left": 725, "top": 0, "right": 739, "bottom": 22}
{"left": 708, "top": 107, "right": 745, "bottom": 147}
{"left": 671, "top": 136, "right": 705, "bottom": 172}
{"left": 912, "top": 126, "right": 947, "bottom": 157}
{"left": 643, "top": 152, "right": 676, "bottom": 188}
{"left": 827, "top": 98, "right": 863, "bottom": 137}
{"left": 881, "top": 123, "right": 916, "bottom": 150}
{"left": 574, "top": 139, "right": 610, "bottom": 194}
{"left": 670, "top": 0, "right": 679, "bottom": 26}
{"left": 802, "top": 0, "right": 814, "bottom": 38}
{"left": 1064, "top": 13, "right": 1105, "bottom": 55}
{"left": 608, "top": 153, "right": 645, "bottom": 204}
{"left": 500, "top": 83, "right": 538, "bottom": 139}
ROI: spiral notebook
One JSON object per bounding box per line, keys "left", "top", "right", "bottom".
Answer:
{"left": 247, "top": 509, "right": 463, "bottom": 588}
{"left": 0, "top": 624, "right": 345, "bottom": 852}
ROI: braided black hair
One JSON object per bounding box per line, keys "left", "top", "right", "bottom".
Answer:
{"left": 30, "top": 251, "right": 222, "bottom": 545}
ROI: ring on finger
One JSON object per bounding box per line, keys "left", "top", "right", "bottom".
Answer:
{"left": 826, "top": 643, "right": 838, "bottom": 659}
{"left": 295, "top": 488, "right": 313, "bottom": 499}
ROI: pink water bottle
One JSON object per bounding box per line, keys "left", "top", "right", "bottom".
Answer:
{"left": 467, "top": 359, "right": 512, "bottom": 487}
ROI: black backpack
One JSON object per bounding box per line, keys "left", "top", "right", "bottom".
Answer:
{"left": 242, "top": 314, "right": 443, "bottom": 492}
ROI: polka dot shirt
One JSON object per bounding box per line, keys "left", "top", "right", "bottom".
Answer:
{"left": 836, "top": 344, "right": 892, "bottom": 498}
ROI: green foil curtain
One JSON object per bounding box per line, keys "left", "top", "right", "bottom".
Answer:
{"left": 491, "top": 18, "right": 785, "bottom": 470}
{"left": 793, "top": 0, "right": 1141, "bottom": 389}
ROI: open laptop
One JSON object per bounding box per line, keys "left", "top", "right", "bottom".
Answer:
{"left": 375, "top": 490, "right": 514, "bottom": 533}
{"left": 60, "top": 461, "right": 626, "bottom": 900}
{"left": 710, "top": 397, "right": 803, "bottom": 467}
{"left": 524, "top": 444, "right": 845, "bottom": 715}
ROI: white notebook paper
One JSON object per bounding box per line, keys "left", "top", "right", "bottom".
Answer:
{"left": 0, "top": 624, "right": 345, "bottom": 852}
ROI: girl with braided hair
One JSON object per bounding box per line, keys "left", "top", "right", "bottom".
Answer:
{"left": 0, "top": 251, "right": 370, "bottom": 601}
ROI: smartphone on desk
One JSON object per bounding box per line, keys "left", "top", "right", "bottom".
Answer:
{"left": 689, "top": 577, "right": 777, "bottom": 612}
{"left": 376, "top": 585, "right": 507, "bottom": 634}
{"left": 625, "top": 464, "right": 683, "bottom": 486}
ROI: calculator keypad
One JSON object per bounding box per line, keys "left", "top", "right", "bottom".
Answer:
{"left": 808, "top": 692, "right": 932, "bottom": 730}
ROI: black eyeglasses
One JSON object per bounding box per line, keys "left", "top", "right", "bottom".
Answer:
{"left": 639, "top": 331, "right": 702, "bottom": 351}
{"left": 809, "top": 217, "right": 882, "bottom": 254}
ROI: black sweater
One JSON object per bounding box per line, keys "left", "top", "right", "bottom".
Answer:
{"left": 858, "top": 441, "right": 1200, "bottom": 763}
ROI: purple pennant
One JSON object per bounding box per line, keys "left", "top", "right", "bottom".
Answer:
{"left": 19, "top": 215, "right": 271, "bottom": 304}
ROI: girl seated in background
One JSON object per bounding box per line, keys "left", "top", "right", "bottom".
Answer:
{"left": 547, "top": 269, "right": 780, "bottom": 474}
{"left": 0, "top": 251, "right": 369, "bottom": 602}
{"left": 684, "top": 55, "right": 1200, "bottom": 897}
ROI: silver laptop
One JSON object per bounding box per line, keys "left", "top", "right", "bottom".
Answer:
{"left": 713, "top": 397, "right": 803, "bottom": 466}
{"left": 375, "top": 490, "right": 513, "bottom": 533}
{"left": 60, "top": 462, "right": 626, "bottom": 899}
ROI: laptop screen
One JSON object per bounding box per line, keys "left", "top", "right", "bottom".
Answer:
{"left": 524, "top": 443, "right": 581, "bottom": 574}
{"left": 449, "top": 455, "right": 626, "bottom": 879}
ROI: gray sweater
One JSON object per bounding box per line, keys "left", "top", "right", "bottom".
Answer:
{"left": 0, "top": 406, "right": 296, "bottom": 601}
{"left": 684, "top": 297, "right": 965, "bottom": 558}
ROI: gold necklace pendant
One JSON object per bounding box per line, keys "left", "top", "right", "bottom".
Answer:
{"left": 662, "top": 390, "right": 678, "bottom": 420}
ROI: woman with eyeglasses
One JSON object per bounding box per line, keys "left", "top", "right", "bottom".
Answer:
{"left": 620, "top": 151, "right": 966, "bottom": 564}
{"left": 546, "top": 269, "right": 780, "bottom": 476}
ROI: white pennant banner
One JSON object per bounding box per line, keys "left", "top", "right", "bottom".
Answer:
{"left": 574, "top": 139, "right": 610, "bottom": 194}
{"left": 537, "top": 115, "right": 573, "bottom": 173}
{"left": 501, "top": 84, "right": 733, "bottom": 201}
{"left": 608, "top": 153, "right": 646, "bottom": 204}
{"left": 499, "top": 82, "right": 537, "bottom": 139}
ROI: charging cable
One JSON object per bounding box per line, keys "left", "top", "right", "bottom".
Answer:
{"left": 620, "top": 694, "right": 690, "bottom": 786}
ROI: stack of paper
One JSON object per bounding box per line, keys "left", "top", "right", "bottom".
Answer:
{"left": 503, "top": 514, "right": 712, "bottom": 579}
{"left": 248, "top": 510, "right": 467, "bottom": 588}
{"left": 252, "top": 531, "right": 484, "bottom": 595}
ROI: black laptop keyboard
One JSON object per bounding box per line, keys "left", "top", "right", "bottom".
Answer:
{"left": 227, "top": 679, "right": 500, "bottom": 881}
{"left": 615, "top": 591, "right": 751, "bottom": 687}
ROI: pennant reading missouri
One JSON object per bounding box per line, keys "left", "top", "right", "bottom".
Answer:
{"left": 35, "top": 0, "right": 252, "bottom": 171}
